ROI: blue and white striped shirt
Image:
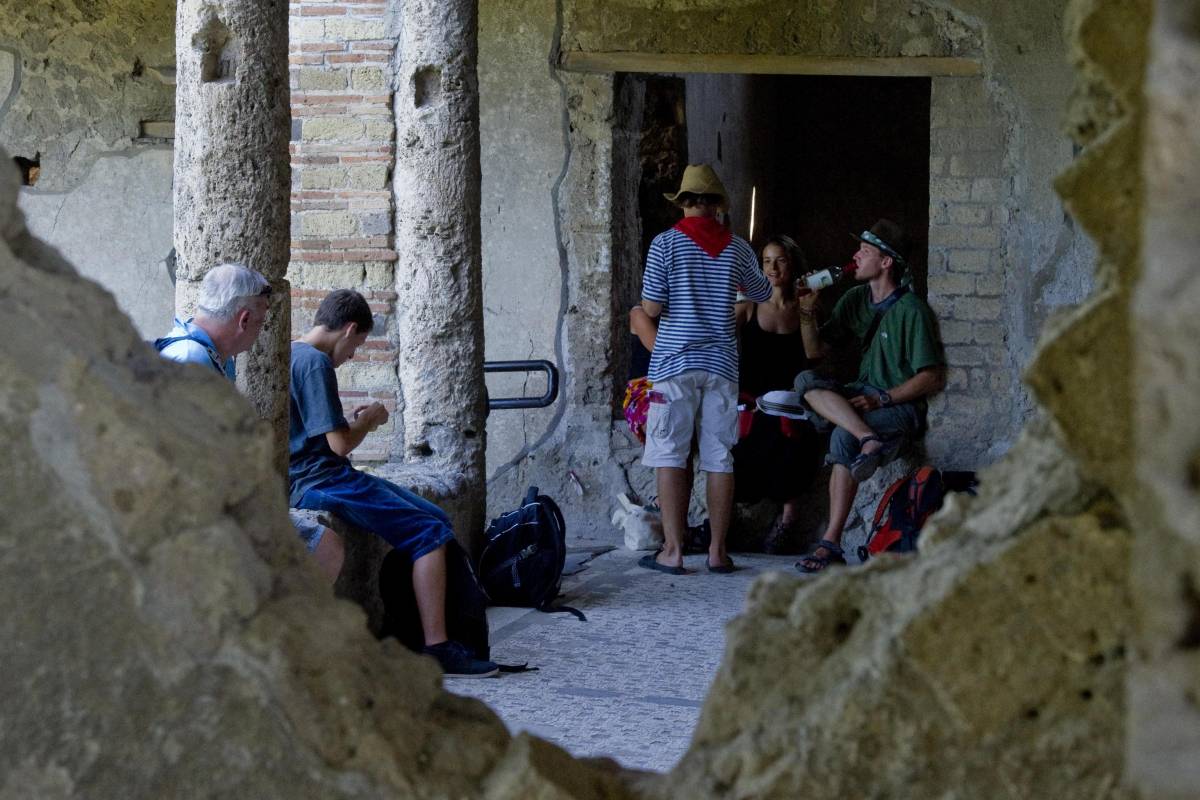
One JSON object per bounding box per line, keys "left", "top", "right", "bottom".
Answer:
{"left": 642, "top": 228, "right": 771, "bottom": 383}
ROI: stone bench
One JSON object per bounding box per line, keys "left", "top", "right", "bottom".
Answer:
{"left": 291, "top": 464, "right": 473, "bottom": 635}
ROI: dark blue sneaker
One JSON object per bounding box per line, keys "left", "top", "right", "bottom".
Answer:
{"left": 423, "top": 640, "right": 499, "bottom": 678}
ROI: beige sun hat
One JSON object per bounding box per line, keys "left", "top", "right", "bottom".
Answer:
{"left": 662, "top": 164, "right": 728, "bottom": 208}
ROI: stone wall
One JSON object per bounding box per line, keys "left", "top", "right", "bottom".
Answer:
{"left": 478, "top": 0, "right": 565, "bottom": 478}
{"left": 0, "top": 0, "right": 175, "bottom": 338}
{"left": 1134, "top": 0, "right": 1200, "bottom": 789}
{"left": 925, "top": 74, "right": 1016, "bottom": 466}
{"left": 922, "top": 2, "right": 1100, "bottom": 468}
{"left": 288, "top": 0, "right": 399, "bottom": 462}
{"left": 485, "top": 67, "right": 633, "bottom": 538}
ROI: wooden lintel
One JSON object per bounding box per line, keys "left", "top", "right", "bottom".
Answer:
{"left": 559, "top": 51, "right": 982, "bottom": 78}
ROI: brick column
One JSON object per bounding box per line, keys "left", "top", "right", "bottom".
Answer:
{"left": 175, "top": 0, "right": 291, "bottom": 474}
{"left": 288, "top": 0, "right": 398, "bottom": 463}
{"left": 393, "top": 0, "right": 486, "bottom": 548}
{"left": 925, "top": 76, "right": 1013, "bottom": 470}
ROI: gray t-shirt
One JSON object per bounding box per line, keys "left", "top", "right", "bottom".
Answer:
{"left": 288, "top": 341, "right": 352, "bottom": 506}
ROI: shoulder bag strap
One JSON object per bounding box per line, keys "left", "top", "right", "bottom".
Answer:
{"left": 860, "top": 286, "right": 909, "bottom": 356}
{"left": 155, "top": 334, "right": 225, "bottom": 375}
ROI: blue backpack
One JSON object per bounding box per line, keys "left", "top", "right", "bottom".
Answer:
{"left": 478, "top": 487, "right": 584, "bottom": 620}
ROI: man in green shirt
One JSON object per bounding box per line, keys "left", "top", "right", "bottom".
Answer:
{"left": 792, "top": 219, "right": 946, "bottom": 573}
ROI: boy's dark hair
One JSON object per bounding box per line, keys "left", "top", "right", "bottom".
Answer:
{"left": 676, "top": 192, "right": 724, "bottom": 209}
{"left": 315, "top": 289, "right": 374, "bottom": 334}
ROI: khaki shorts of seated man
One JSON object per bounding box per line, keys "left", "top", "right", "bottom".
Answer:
{"left": 792, "top": 219, "right": 946, "bottom": 575}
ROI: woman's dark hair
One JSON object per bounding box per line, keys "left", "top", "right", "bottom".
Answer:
{"left": 761, "top": 234, "right": 808, "bottom": 275}
{"left": 315, "top": 288, "right": 374, "bottom": 334}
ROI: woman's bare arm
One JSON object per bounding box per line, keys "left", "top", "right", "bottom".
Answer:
{"left": 630, "top": 305, "right": 658, "bottom": 352}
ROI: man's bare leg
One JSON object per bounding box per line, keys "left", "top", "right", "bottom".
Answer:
{"left": 803, "top": 388, "right": 884, "bottom": 456}
{"left": 799, "top": 465, "right": 858, "bottom": 570}
{"left": 706, "top": 471, "right": 735, "bottom": 568}
{"left": 412, "top": 544, "right": 449, "bottom": 646}
{"left": 313, "top": 527, "right": 345, "bottom": 583}
{"left": 799, "top": 388, "right": 878, "bottom": 572}
{"left": 781, "top": 498, "right": 802, "bottom": 526}
{"left": 656, "top": 466, "right": 689, "bottom": 569}
{"left": 823, "top": 464, "right": 857, "bottom": 547}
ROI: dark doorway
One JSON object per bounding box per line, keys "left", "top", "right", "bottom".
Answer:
{"left": 614, "top": 73, "right": 931, "bottom": 408}
{"left": 683, "top": 73, "right": 931, "bottom": 295}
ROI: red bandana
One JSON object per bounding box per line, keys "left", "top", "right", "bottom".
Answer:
{"left": 673, "top": 216, "right": 733, "bottom": 258}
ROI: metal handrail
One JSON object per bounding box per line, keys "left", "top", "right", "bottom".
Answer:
{"left": 484, "top": 359, "right": 560, "bottom": 413}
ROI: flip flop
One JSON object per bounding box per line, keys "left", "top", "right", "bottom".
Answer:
{"left": 638, "top": 551, "right": 687, "bottom": 575}
{"left": 707, "top": 556, "right": 736, "bottom": 574}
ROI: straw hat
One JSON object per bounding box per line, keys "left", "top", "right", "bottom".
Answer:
{"left": 663, "top": 164, "right": 728, "bottom": 208}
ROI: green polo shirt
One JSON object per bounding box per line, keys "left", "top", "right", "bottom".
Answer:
{"left": 821, "top": 284, "right": 944, "bottom": 391}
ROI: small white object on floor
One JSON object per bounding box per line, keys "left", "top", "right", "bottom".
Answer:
{"left": 612, "top": 492, "right": 664, "bottom": 551}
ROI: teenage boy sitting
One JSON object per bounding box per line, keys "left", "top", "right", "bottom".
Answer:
{"left": 289, "top": 289, "right": 497, "bottom": 677}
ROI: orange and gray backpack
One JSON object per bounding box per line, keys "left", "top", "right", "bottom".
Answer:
{"left": 857, "top": 466, "right": 945, "bottom": 562}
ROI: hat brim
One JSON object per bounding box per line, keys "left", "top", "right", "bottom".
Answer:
{"left": 664, "top": 191, "right": 727, "bottom": 209}
{"left": 756, "top": 397, "right": 809, "bottom": 421}
{"left": 850, "top": 231, "right": 906, "bottom": 263}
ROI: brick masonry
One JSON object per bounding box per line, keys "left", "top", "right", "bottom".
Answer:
{"left": 288, "top": 0, "right": 398, "bottom": 462}
{"left": 925, "top": 76, "right": 1014, "bottom": 469}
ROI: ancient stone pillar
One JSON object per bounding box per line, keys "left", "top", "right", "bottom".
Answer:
{"left": 393, "top": 0, "right": 487, "bottom": 546}
{"left": 174, "top": 0, "right": 291, "bottom": 474}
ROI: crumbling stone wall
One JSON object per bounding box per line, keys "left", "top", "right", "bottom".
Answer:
{"left": 925, "top": 74, "right": 1017, "bottom": 466}
{"left": 0, "top": 0, "right": 175, "bottom": 337}
{"left": 1132, "top": 1, "right": 1200, "bottom": 792}
{"left": 1033, "top": 0, "right": 1200, "bottom": 794}
{"left": 288, "top": 0, "right": 400, "bottom": 463}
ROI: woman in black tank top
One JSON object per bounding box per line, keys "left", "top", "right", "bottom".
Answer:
{"left": 732, "top": 235, "right": 824, "bottom": 553}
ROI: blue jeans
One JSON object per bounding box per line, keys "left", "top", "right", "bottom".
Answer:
{"left": 297, "top": 468, "right": 455, "bottom": 561}
{"left": 793, "top": 369, "right": 923, "bottom": 468}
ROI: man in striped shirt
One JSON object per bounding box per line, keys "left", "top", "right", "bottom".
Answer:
{"left": 640, "top": 164, "right": 772, "bottom": 575}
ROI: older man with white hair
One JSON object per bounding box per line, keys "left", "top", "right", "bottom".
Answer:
{"left": 156, "top": 262, "right": 271, "bottom": 379}
{"left": 155, "top": 263, "right": 345, "bottom": 582}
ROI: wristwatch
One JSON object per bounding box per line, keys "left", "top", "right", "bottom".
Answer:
{"left": 878, "top": 391, "right": 893, "bottom": 407}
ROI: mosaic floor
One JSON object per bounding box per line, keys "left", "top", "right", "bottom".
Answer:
{"left": 446, "top": 547, "right": 801, "bottom": 773}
